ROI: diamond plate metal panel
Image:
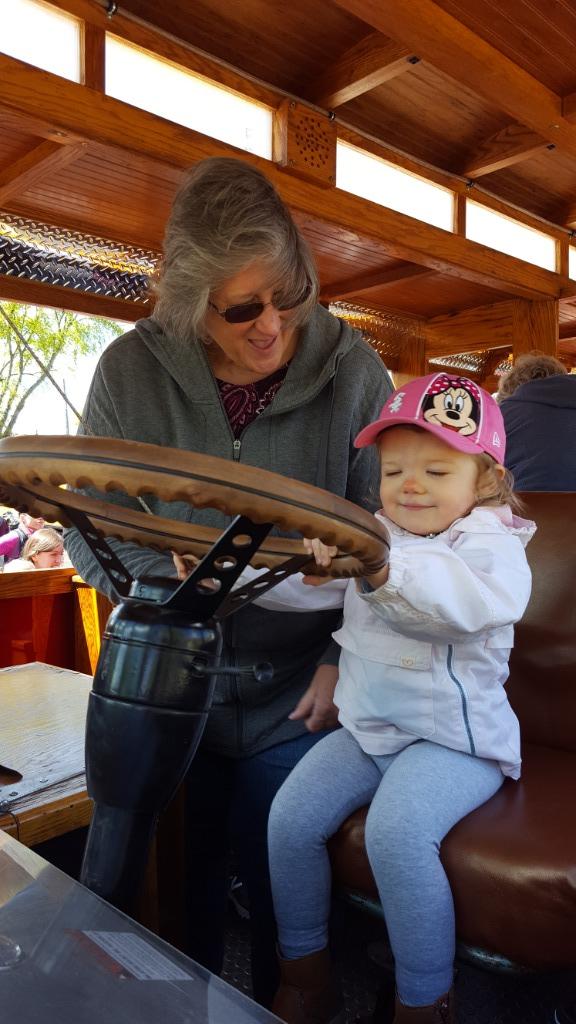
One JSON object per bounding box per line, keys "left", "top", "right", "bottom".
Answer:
{"left": 430, "top": 353, "right": 511, "bottom": 377}
{"left": 330, "top": 301, "right": 421, "bottom": 361}
{"left": 0, "top": 212, "right": 160, "bottom": 303}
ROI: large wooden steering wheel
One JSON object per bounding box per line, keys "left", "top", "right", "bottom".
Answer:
{"left": 0, "top": 436, "right": 389, "bottom": 579}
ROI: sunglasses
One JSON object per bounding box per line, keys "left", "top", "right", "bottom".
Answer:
{"left": 208, "top": 281, "right": 311, "bottom": 324}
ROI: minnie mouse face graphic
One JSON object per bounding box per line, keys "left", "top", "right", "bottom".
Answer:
{"left": 421, "top": 375, "right": 480, "bottom": 437}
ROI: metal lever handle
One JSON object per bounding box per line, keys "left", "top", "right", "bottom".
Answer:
{"left": 190, "top": 658, "right": 273, "bottom": 685}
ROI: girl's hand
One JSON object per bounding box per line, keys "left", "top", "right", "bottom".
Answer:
{"left": 302, "top": 537, "right": 338, "bottom": 586}
{"left": 363, "top": 563, "right": 390, "bottom": 589}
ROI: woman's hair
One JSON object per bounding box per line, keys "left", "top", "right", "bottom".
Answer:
{"left": 153, "top": 157, "right": 319, "bottom": 342}
{"left": 497, "top": 351, "right": 567, "bottom": 400}
{"left": 21, "top": 527, "right": 64, "bottom": 562}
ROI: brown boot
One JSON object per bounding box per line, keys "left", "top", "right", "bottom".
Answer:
{"left": 271, "top": 947, "right": 345, "bottom": 1024}
{"left": 393, "top": 989, "right": 455, "bottom": 1023}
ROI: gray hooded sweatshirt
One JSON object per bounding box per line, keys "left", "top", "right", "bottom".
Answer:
{"left": 66, "top": 305, "right": 393, "bottom": 755}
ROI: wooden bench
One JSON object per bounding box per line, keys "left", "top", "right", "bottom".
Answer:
{"left": 328, "top": 492, "right": 576, "bottom": 971}
{"left": 0, "top": 568, "right": 112, "bottom": 673}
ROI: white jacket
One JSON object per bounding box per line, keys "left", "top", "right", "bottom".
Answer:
{"left": 333, "top": 506, "right": 535, "bottom": 778}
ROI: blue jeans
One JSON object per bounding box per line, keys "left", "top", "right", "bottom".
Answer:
{"left": 268, "top": 728, "right": 504, "bottom": 1007}
{"left": 184, "top": 728, "right": 333, "bottom": 1007}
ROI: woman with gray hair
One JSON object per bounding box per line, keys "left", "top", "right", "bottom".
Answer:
{"left": 65, "top": 156, "right": 393, "bottom": 1005}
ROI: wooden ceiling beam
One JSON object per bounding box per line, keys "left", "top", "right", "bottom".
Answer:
{"left": 559, "top": 340, "right": 576, "bottom": 357}
{"left": 463, "top": 123, "right": 555, "bottom": 180}
{"left": 321, "top": 263, "right": 434, "bottom": 301}
{"left": 562, "top": 92, "right": 576, "bottom": 124}
{"left": 481, "top": 348, "right": 510, "bottom": 380}
{"left": 308, "top": 32, "right": 418, "bottom": 109}
{"left": 0, "top": 54, "right": 566, "bottom": 302}
{"left": 559, "top": 322, "right": 576, "bottom": 341}
{"left": 427, "top": 298, "right": 558, "bottom": 362}
{"left": 0, "top": 139, "right": 87, "bottom": 205}
{"left": 562, "top": 202, "right": 576, "bottom": 229}
{"left": 425, "top": 301, "right": 517, "bottom": 357}
{"left": 331, "top": 0, "right": 576, "bottom": 161}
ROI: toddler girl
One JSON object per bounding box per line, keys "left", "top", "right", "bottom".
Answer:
{"left": 267, "top": 373, "right": 536, "bottom": 1024}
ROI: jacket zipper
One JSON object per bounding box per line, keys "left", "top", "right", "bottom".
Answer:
{"left": 232, "top": 438, "right": 241, "bottom": 461}
{"left": 446, "top": 644, "right": 476, "bottom": 755}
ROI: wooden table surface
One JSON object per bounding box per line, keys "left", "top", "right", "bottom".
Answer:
{"left": 0, "top": 662, "right": 93, "bottom": 846}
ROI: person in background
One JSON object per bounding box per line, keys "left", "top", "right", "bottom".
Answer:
{"left": 64, "top": 155, "right": 393, "bottom": 1005}
{"left": 498, "top": 352, "right": 576, "bottom": 490}
{"left": 0, "top": 511, "right": 46, "bottom": 566}
{"left": 3, "top": 527, "right": 65, "bottom": 572}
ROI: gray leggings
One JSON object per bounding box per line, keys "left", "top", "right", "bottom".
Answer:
{"left": 268, "top": 728, "right": 504, "bottom": 1007}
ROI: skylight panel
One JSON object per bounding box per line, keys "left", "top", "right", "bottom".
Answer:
{"left": 2, "top": 0, "right": 80, "bottom": 81}
{"left": 336, "top": 141, "right": 454, "bottom": 231}
{"left": 106, "top": 36, "right": 272, "bottom": 160}
{"left": 466, "top": 201, "right": 556, "bottom": 271}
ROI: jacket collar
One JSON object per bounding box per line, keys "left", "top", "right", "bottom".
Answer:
{"left": 133, "top": 305, "right": 361, "bottom": 413}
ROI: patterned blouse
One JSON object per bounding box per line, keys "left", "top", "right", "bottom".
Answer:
{"left": 216, "top": 363, "right": 289, "bottom": 439}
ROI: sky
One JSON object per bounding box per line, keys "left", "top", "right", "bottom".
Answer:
{"left": 13, "top": 324, "right": 127, "bottom": 436}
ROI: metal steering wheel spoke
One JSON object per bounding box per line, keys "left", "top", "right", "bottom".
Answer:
{"left": 214, "top": 552, "right": 312, "bottom": 620}
{"left": 65, "top": 505, "right": 134, "bottom": 599}
{"left": 165, "top": 515, "right": 274, "bottom": 615}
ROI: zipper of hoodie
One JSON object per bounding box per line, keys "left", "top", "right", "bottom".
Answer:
{"left": 229, "top": 360, "right": 340, "bottom": 464}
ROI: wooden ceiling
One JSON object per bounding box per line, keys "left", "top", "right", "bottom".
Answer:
{"left": 115, "top": 0, "right": 576, "bottom": 224}
{"left": 2, "top": 0, "right": 576, "bottom": 373}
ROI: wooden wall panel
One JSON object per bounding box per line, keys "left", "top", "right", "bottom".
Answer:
{"left": 0, "top": 591, "right": 75, "bottom": 669}
{"left": 511, "top": 298, "right": 559, "bottom": 357}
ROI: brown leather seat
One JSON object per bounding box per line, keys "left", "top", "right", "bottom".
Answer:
{"left": 328, "top": 493, "right": 576, "bottom": 969}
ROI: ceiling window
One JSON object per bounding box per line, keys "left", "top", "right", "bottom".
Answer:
{"left": 106, "top": 36, "right": 273, "bottom": 160}
{"left": 2, "top": 0, "right": 80, "bottom": 81}
{"left": 336, "top": 141, "right": 454, "bottom": 231}
{"left": 466, "top": 200, "right": 556, "bottom": 271}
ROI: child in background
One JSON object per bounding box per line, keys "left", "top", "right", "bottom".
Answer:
{"left": 4, "top": 527, "right": 66, "bottom": 572}
{"left": 267, "top": 374, "right": 536, "bottom": 1024}
{"left": 0, "top": 511, "right": 46, "bottom": 566}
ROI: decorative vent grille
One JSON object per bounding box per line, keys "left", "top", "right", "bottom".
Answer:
{"left": 0, "top": 213, "right": 159, "bottom": 303}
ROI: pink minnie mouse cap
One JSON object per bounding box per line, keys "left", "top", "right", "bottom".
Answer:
{"left": 354, "top": 372, "right": 506, "bottom": 464}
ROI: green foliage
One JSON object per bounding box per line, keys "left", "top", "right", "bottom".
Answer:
{"left": 0, "top": 302, "right": 120, "bottom": 437}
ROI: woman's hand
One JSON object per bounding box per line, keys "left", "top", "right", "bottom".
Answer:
{"left": 172, "top": 551, "right": 199, "bottom": 580}
{"left": 288, "top": 663, "right": 339, "bottom": 733}
{"left": 172, "top": 551, "right": 223, "bottom": 592}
